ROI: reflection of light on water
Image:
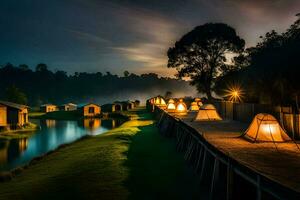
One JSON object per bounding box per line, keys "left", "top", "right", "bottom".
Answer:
{"left": 83, "top": 119, "right": 101, "bottom": 130}
{"left": 45, "top": 120, "right": 56, "bottom": 128}
{"left": 18, "top": 138, "right": 28, "bottom": 153}
{"left": 0, "top": 118, "right": 120, "bottom": 171}
{"left": 0, "top": 141, "right": 9, "bottom": 164}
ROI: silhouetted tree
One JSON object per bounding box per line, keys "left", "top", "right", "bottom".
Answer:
{"left": 123, "top": 70, "right": 130, "bottom": 77}
{"left": 167, "top": 23, "right": 245, "bottom": 100}
{"left": 164, "top": 91, "right": 172, "bottom": 99}
{"left": 214, "top": 14, "right": 300, "bottom": 107}
{"left": 35, "top": 63, "right": 48, "bottom": 72}
{"left": 5, "top": 86, "right": 27, "bottom": 105}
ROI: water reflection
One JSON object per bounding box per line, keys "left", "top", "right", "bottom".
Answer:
{"left": 78, "top": 118, "right": 102, "bottom": 130}
{"left": 0, "top": 138, "right": 28, "bottom": 165}
{"left": 0, "top": 118, "right": 123, "bottom": 171}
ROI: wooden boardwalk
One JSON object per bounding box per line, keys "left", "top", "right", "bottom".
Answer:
{"left": 155, "top": 108, "right": 300, "bottom": 199}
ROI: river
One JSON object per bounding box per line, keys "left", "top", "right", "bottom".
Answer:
{"left": 0, "top": 118, "right": 123, "bottom": 172}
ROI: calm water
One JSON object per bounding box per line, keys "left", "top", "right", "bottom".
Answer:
{"left": 0, "top": 118, "right": 123, "bottom": 171}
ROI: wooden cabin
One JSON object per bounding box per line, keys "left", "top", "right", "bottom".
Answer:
{"left": 120, "top": 101, "right": 135, "bottom": 111}
{"left": 79, "top": 103, "right": 101, "bottom": 117}
{"left": 0, "top": 104, "right": 7, "bottom": 127}
{"left": 101, "top": 103, "right": 123, "bottom": 112}
{"left": 0, "top": 100, "right": 29, "bottom": 128}
{"left": 59, "top": 103, "right": 77, "bottom": 111}
{"left": 40, "top": 104, "right": 58, "bottom": 113}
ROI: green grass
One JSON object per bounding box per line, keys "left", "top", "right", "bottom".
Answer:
{"left": 34, "top": 110, "right": 81, "bottom": 120}
{"left": 28, "top": 112, "right": 45, "bottom": 118}
{"left": 0, "top": 108, "right": 202, "bottom": 200}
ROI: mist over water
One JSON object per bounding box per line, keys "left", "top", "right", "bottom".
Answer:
{"left": 92, "top": 85, "right": 199, "bottom": 105}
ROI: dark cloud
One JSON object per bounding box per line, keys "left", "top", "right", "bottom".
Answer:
{"left": 0, "top": 0, "right": 298, "bottom": 76}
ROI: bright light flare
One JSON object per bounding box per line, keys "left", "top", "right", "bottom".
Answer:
{"left": 224, "top": 85, "right": 244, "bottom": 102}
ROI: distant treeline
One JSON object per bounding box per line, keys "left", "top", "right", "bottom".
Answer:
{"left": 0, "top": 64, "right": 196, "bottom": 106}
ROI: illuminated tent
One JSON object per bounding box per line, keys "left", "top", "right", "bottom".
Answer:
{"left": 243, "top": 113, "right": 291, "bottom": 142}
{"left": 166, "top": 99, "right": 176, "bottom": 112}
{"left": 189, "top": 102, "right": 200, "bottom": 111}
{"left": 194, "top": 98, "right": 203, "bottom": 107}
{"left": 194, "top": 104, "right": 222, "bottom": 121}
{"left": 154, "top": 96, "right": 167, "bottom": 108}
{"left": 176, "top": 99, "right": 187, "bottom": 113}
{"left": 149, "top": 98, "right": 155, "bottom": 104}
{"left": 194, "top": 98, "right": 201, "bottom": 102}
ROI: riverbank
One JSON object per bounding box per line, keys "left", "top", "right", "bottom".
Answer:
{"left": 0, "top": 107, "right": 202, "bottom": 200}
{"left": 30, "top": 110, "right": 129, "bottom": 121}
{"left": 0, "top": 123, "right": 39, "bottom": 140}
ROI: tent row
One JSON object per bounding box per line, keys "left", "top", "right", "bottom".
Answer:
{"left": 149, "top": 96, "right": 291, "bottom": 143}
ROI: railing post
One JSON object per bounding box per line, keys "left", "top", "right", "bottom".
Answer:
{"left": 226, "top": 161, "right": 234, "bottom": 200}
{"left": 256, "top": 175, "right": 262, "bottom": 200}
{"left": 210, "top": 158, "right": 220, "bottom": 200}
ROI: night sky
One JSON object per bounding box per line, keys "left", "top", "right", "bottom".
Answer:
{"left": 0, "top": 0, "right": 299, "bottom": 76}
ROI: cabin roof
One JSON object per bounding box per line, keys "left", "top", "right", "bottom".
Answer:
{"left": 41, "top": 104, "right": 57, "bottom": 107}
{"left": 61, "top": 103, "right": 77, "bottom": 106}
{"left": 0, "top": 100, "right": 29, "bottom": 110}
{"left": 78, "top": 103, "right": 101, "bottom": 108}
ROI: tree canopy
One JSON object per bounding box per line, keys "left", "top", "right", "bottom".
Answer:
{"left": 214, "top": 15, "right": 300, "bottom": 107}
{"left": 167, "top": 23, "right": 245, "bottom": 100}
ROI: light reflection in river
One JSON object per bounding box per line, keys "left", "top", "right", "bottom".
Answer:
{"left": 0, "top": 118, "right": 123, "bottom": 171}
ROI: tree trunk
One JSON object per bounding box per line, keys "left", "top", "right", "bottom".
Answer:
{"left": 205, "top": 84, "right": 212, "bottom": 101}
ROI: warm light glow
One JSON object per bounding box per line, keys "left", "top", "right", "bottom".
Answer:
{"left": 176, "top": 103, "right": 186, "bottom": 112}
{"left": 190, "top": 102, "right": 199, "bottom": 111}
{"left": 244, "top": 113, "right": 291, "bottom": 142}
{"left": 224, "top": 85, "right": 244, "bottom": 102}
{"left": 154, "top": 96, "right": 166, "bottom": 106}
{"left": 167, "top": 103, "right": 176, "bottom": 110}
{"left": 194, "top": 98, "right": 201, "bottom": 102}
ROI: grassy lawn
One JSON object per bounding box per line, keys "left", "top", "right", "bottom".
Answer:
{"left": 0, "top": 108, "right": 202, "bottom": 200}
{"left": 32, "top": 110, "right": 81, "bottom": 120}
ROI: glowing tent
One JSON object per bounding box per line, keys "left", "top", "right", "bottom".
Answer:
{"left": 166, "top": 99, "right": 176, "bottom": 112}
{"left": 176, "top": 99, "right": 187, "bottom": 113}
{"left": 189, "top": 101, "right": 200, "bottom": 111}
{"left": 194, "top": 98, "right": 203, "bottom": 107}
{"left": 194, "top": 104, "right": 222, "bottom": 121}
{"left": 243, "top": 113, "right": 291, "bottom": 142}
{"left": 194, "top": 98, "right": 201, "bottom": 102}
{"left": 154, "top": 96, "right": 167, "bottom": 108}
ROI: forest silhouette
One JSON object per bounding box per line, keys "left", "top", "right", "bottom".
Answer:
{"left": 0, "top": 63, "right": 196, "bottom": 106}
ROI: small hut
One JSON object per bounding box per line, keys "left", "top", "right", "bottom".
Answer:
{"left": 0, "top": 104, "right": 7, "bottom": 127}
{"left": 79, "top": 103, "right": 101, "bottom": 117}
{"left": 40, "top": 104, "right": 58, "bottom": 113}
{"left": 194, "top": 104, "right": 222, "bottom": 121}
{"left": 243, "top": 113, "right": 291, "bottom": 142}
{"left": 59, "top": 103, "right": 77, "bottom": 111}
{"left": 102, "top": 103, "right": 123, "bottom": 112}
{"left": 0, "top": 100, "right": 29, "bottom": 127}
{"left": 119, "top": 101, "right": 135, "bottom": 111}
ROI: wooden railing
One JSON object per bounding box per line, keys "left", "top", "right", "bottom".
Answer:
{"left": 153, "top": 107, "right": 300, "bottom": 200}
